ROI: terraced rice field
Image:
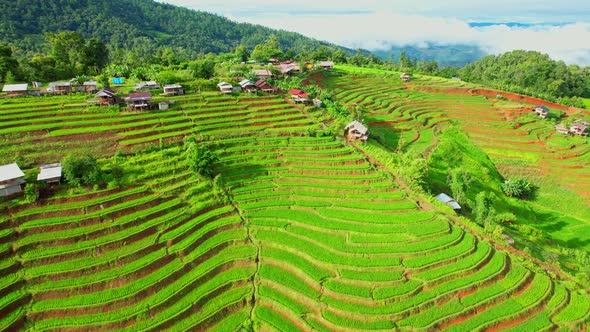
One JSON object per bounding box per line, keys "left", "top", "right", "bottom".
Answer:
{"left": 1, "top": 83, "right": 589, "bottom": 330}
{"left": 0, "top": 92, "right": 312, "bottom": 164}
{"left": 326, "top": 70, "right": 590, "bottom": 250}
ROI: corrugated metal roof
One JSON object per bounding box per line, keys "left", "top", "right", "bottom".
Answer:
{"left": 217, "top": 82, "right": 232, "bottom": 88}
{"left": 125, "top": 92, "right": 152, "bottom": 101}
{"left": 345, "top": 120, "right": 368, "bottom": 134}
{"left": 96, "top": 88, "right": 116, "bottom": 98}
{"left": 164, "top": 84, "right": 183, "bottom": 89}
{"left": 0, "top": 163, "right": 25, "bottom": 182}
{"left": 435, "top": 193, "right": 461, "bottom": 210}
{"left": 2, "top": 84, "right": 28, "bottom": 92}
{"left": 37, "top": 163, "right": 62, "bottom": 181}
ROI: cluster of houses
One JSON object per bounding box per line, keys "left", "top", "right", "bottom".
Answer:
{"left": 1, "top": 80, "right": 99, "bottom": 97}
{"left": 555, "top": 120, "right": 589, "bottom": 137}
{"left": 0, "top": 163, "right": 61, "bottom": 199}
{"left": 532, "top": 105, "right": 588, "bottom": 137}
{"left": 89, "top": 82, "right": 185, "bottom": 111}
{"left": 217, "top": 79, "right": 276, "bottom": 95}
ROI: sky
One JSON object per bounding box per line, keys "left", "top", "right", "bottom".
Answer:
{"left": 158, "top": 0, "right": 590, "bottom": 66}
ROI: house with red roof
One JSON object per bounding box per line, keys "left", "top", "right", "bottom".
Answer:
{"left": 288, "top": 89, "right": 309, "bottom": 104}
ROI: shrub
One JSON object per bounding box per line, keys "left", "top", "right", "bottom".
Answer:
{"left": 184, "top": 137, "right": 218, "bottom": 177}
{"left": 24, "top": 183, "right": 39, "bottom": 203}
{"left": 501, "top": 178, "right": 536, "bottom": 199}
{"left": 62, "top": 154, "right": 102, "bottom": 187}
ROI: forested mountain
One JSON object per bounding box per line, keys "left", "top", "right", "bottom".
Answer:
{"left": 373, "top": 44, "right": 487, "bottom": 67}
{"left": 0, "top": 0, "right": 350, "bottom": 62}
{"left": 460, "top": 50, "right": 590, "bottom": 100}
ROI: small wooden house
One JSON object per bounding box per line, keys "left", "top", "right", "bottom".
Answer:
{"left": 319, "top": 61, "right": 334, "bottom": 70}
{"left": 435, "top": 193, "right": 461, "bottom": 212}
{"left": 95, "top": 88, "right": 121, "bottom": 106}
{"left": 217, "top": 82, "right": 233, "bottom": 94}
{"left": 83, "top": 80, "right": 98, "bottom": 93}
{"left": 451, "top": 77, "right": 462, "bottom": 82}
{"left": 255, "top": 80, "right": 275, "bottom": 93}
{"left": 251, "top": 69, "right": 273, "bottom": 80}
{"left": 2, "top": 84, "right": 28, "bottom": 97}
{"left": 532, "top": 105, "right": 549, "bottom": 119}
{"left": 313, "top": 98, "right": 323, "bottom": 108}
{"left": 344, "top": 120, "right": 369, "bottom": 142}
{"left": 124, "top": 92, "right": 153, "bottom": 111}
{"left": 50, "top": 82, "right": 72, "bottom": 95}
{"left": 239, "top": 79, "right": 257, "bottom": 93}
{"left": 37, "top": 163, "right": 62, "bottom": 185}
{"left": 400, "top": 73, "right": 411, "bottom": 83}
{"left": 555, "top": 124, "right": 569, "bottom": 135}
{"left": 570, "top": 121, "right": 589, "bottom": 136}
{"left": 278, "top": 62, "right": 300, "bottom": 76}
{"left": 135, "top": 81, "right": 160, "bottom": 91}
{"left": 0, "top": 163, "right": 26, "bottom": 198}
{"left": 288, "top": 89, "right": 309, "bottom": 104}
{"left": 163, "top": 84, "right": 185, "bottom": 96}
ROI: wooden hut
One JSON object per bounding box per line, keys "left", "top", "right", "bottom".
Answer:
{"left": 251, "top": 69, "right": 273, "bottom": 80}
{"left": 255, "top": 80, "right": 275, "bottom": 93}
{"left": 554, "top": 124, "right": 569, "bottom": 135}
{"left": 239, "top": 79, "right": 257, "bottom": 93}
{"left": 217, "top": 82, "right": 233, "bottom": 94}
{"left": 570, "top": 121, "right": 589, "bottom": 136}
{"left": 95, "top": 88, "right": 121, "bottom": 106}
{"left": 344, "top": 120, "right": 369, "bottom": 142}
{"left": 135, "top": 81, "right": 160, "bottom": 91}
{"left": 288, "top": 89, "right": 309, "bottom": 104}
{"left": 400, "top": 73, "right": 411, "bottom": 83}
{"left": 163, "top": 84, "right": 185, "bottom": 96}
{"left": 37, "top": 163, "right": 62, "bottom": 185}
{"left": 83, "top": 80, "right": 98, "bottom": 93}
{"left": 532, "top": 105, "right": 549, "bottom": 119}
{"left": 0, "top": 163, "right": 26, "bottom": 198}
{"left": 435, "top": 193, "right": 462, "bottom": 212}
{"left": 319, "top": 61, "right": 334, "bottom": 70}
{"left": 49, "top": 82, "right": 72, "bottom": 95}
{"left": 2, "top": 84, "right": 28, "bottom": 97}
{"left": 124, "top": 92, "right": 153, "bottom": 111}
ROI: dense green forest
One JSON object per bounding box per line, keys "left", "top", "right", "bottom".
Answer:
{"left": 459, "top": 51, "right": 590, "bottom": 104}
{"left": 0, "top": 0, "right": 351, "bottom": 63}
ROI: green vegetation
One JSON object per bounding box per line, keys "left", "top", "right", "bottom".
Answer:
{"left": 0, "top": 52, "right": 589, "bottom": 332}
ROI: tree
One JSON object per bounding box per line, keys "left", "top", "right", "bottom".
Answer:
{"left": 250, "top": 35, "right": 283, "bottom": 63}
{"left": 24, "top": 183, "right": 39, "bottom": 203}
{"left": 447, "top": 168, "right": 472, "bottom": 205}
{"left": 501, "top": 178, "right": 536, "bottom": 199}
{"left": 62, "top": 154, "right": 102, "bottom": 187}
{"left": 472, "top": 191, "right": 495, "bottom": 224}
{"left": 234, "top": 45, "right": 250, "bottom": 62}
{"left": 46, "top": 31, "right": 86, "bottom": 77}
{"left": 0, "top": 44, "right": 19, "bottom": 82}
{"left": 82, "top": 38, "right": 109, "bottom": 74}
{"left": 332, "top": 49, "right": 347, "bottom": 64}
{"left": 184, "top": 137, "right": 218, "bottom": 177}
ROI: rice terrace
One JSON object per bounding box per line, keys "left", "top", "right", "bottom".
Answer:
{"left": 1, "top": 0, "right": 590, "bottom": 331}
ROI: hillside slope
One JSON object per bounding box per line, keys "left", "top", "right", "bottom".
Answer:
{"left": 0, "top": 0, "right": 349, "bottom": 59}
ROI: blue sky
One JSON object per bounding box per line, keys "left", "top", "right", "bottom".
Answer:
{"left": 159, "top": 0, "right": 590, "bottom": 65}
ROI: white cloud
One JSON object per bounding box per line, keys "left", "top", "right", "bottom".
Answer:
{"left": 228, "top": 12, "right": 590, "bottom": 66}
{"left": 158, "top": 1, "right": 590, "bottom": 66}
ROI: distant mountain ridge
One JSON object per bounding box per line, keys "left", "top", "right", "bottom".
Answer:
{"left": 373, "top": 44, "right": 487, "bottom": 67}
{"left": 0, "top": 0, "right": 354, "bottom": 60}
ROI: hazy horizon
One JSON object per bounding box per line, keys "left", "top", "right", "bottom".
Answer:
{"left": 158, "top": 0, "right": 590, "bottom": 66}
